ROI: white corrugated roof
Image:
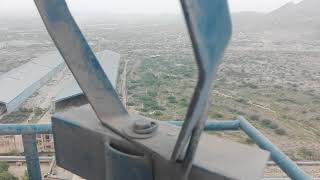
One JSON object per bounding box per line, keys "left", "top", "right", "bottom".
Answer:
{"left": 54, "top": 50, "right": 120, "bottom": 103}
{"left": 0, "top": 51, "right": 63, "bottom": 104}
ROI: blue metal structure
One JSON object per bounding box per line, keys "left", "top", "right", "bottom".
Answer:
{"left": 34, "top": 0, "right": 257, "bottom": 179}
{"left": 0, "top": 124, "right": 51, "bottom": 135}
{"left": 0, "top": 119, "right": 310, "bottom": 179}
{"left": 0, "top": 0, "right": 312, "bottom": 179}
{"left": 0, "top": 120, "right": 311, "bottom": 179}
{"left": 169, "top": 118, "right": 310, "bottom": 179}
{"left": 0, "top": 124, "right": 51, "bottom": 179}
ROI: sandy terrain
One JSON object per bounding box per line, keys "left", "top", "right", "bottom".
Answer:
{"left": 8, "top": 162, "right": 75, "bottom": 180}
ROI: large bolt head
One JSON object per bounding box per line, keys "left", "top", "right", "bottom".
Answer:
{"left": 123, "top": 118, "right": 159, "bottom": 139}
{"left": 133, "top": 119, "right": 152, "bottom": 130}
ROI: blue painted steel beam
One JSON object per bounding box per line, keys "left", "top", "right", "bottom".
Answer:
{"left": 168, "top": 120, "right": 240, "bottom": 131}
{"left": 169, "top": 119, "right": 310, "bottom": 179}
{"left": 0, "top": 124, "right": 51, "bottom": 179}
{"left": 0, "top": 121, "right": 310, "bottom": 179}
{"left": 238, "top": 117, "right": 310, "bottom": 180}
{"left": 0, "top": 124, "right": 51, "bottom": 135}
{"left": 22, "top": 134, "right": 42, "bottom": 180}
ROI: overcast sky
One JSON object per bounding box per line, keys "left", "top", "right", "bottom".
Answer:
{"left": 0, "top": 0, "right": 304, "bottom": 15}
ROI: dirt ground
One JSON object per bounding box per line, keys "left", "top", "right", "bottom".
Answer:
{"left": 22, "top": 67, "right": 72, "bottom": 111}
{"left": 264, "top": 165, "right": 320, "bottom": 178}
{"left": 8, "top": 162, "right": 76, "bottom": 180}
{"left": 20, "top": 66, "right": 73, "bottom": 123}
{"left": 9, "top": 163, "right": 50, "bottom": 179}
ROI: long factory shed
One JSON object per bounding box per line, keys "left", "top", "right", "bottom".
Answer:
{"left": 0, "top": 51, "right": 64, "bottom": 114}
{"left": 52, "top": 50, "right": 120, "bottom": 112}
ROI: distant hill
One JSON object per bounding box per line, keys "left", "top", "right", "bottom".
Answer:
{"left": 268, "top": 0, "right": 320, "bottom": 29}
{"left": 232, "top": 0, "right": 320, "bottom": 39}
{"left": 270, "top": 0, "right": 319, "bottom": 18}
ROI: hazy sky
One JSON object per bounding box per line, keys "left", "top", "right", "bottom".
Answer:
{"left": 0, "top": 0, "right": 304, "bottom": 15}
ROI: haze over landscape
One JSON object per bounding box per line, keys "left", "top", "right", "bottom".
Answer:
{"left": 0, "top": 0, "right": 319, "bottom": 178}
{"left": 0, "top": 0, "right": 307, "bottom": 15}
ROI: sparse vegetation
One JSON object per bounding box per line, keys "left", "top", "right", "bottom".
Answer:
{"left": 209, "top": 112, "right": 224, "bottom": 119}
{"left": 167, "top": 95, "right": 177, "bottom": 104}
{"left": 22, "top": 171, "right": 28, "bottom": 180}
{"left": 249, "top": 114, "right": 260, "bottom": 121}
{"left": 261, "top": 119, "right": 272, "bottom": 126}
{"left": 261, "top": 119, "right": 279, "bottom": 129}
{"left": 0, "top": 162, "right": 9, "bottom": 172}
{"left": 1, "top": 7, "right": 319, "bottom": 165}
{"left": 0, "top": 162, "right": 18, "bottom": 180}
{"left": 1, "top": 110, "right": 32, "bottom": 123}
{"left": 297, "top": 147, "right": 320, "bottom": 160}
{"left": 147, "top": 90, "right": 157, "bottom": 97}
{"left": 126, "top": 102, "right": 135, "bottom": 106}
{"left": 179, "top": 98, "right": 189, "bottom": 107}
{"left": 274, "top": 128, "right": 287, "bottom": 136}
{"left": 236, "top": 98, "right": 249, "bottom": 105}
{"left": 153, "top": 111, "right": 163, "bottom": 116}
{"left": 33, "top": 107, "right": 43, "bottom": 117}
{"left": 244, "top": 138, "right": 255, "bottom": 145}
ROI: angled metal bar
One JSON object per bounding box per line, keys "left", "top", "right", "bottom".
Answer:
{"left": 34, "top": 0, "right": 182, "bottom": 165}
{"left": 52, "top": 105, "right": 270, "bottom": 180}
{"left": 33, "top": 0, "right": 127, "bottom": 122}
{"left": 238, "top": 117, "right": 311, "bottom": 180}
{"left": 171, "top": 118, "right": 311, "bottom": 179}
{"left": 33, "top": 0, "right": 245, "bottom": 179}
{"left": 172, "top": 0, "right": 232, "bottom": 174}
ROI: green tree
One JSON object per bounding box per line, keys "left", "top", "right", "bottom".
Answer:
{"left": 275, "top": 128, "right": 287, "bottom": 136}
{"left": 0, "top": 172, "right": 18, "bottom": 180}
{"left": 22, "top": 170, "right": 29, "bottom": 180}
{"left": 167, "top": 96, "right": 177, "bottom": 104}
{"left": 0, "top": 162, "right": 9, "bottom": 172}
{"left": 0, "top": 162, "right": 18, "bottom": 180}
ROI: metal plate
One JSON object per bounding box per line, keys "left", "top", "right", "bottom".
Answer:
{"left": 53, "top": 105, "right": 269, "bottom": 180}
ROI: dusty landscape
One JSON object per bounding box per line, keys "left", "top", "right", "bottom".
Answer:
{"left": 0, "top": 0, "right": 319, "bottom": 178}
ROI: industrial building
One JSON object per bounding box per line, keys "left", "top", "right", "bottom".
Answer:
{"left": 0, "top": 51, "right": 64, "bottom": 114}
{"left": 52, "top": 50, "right": 120, "bottom": 112}
{"left": 0, "top": 50, "right": 120, "bottom": 154}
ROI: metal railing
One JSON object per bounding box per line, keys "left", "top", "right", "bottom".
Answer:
{"left": 0, "top": 124, "right": 51, "bottom": 179}
{"left": 169, "top": 116, "right": 310, "bottom": 180}
{"left": 0, "top": 117, "right": 310, "bottom": 180}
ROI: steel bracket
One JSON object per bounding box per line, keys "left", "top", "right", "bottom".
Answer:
{"left": 52, "top": 105, "right": 269, "bottom": 180}
{"left": 34, "top": 0, "right": 271, "bottom": 179}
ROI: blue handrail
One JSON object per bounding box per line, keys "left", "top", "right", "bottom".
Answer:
{"left": 0, "top": 124, "right": 51, "bottom": 180}
{"left": 0, "top": 119, "right": 310, "bottom": 180}
{"left": 0, "top": 124, "right": 51, "bottom": 135}
{"left": 169, "top": 117, "right": 310, "bottom": 180}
